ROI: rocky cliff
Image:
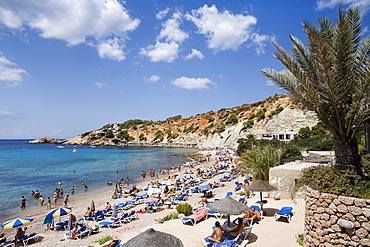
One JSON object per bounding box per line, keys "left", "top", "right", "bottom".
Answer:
{"left": 52, "top": 94, "right": 318, "bottom": 149}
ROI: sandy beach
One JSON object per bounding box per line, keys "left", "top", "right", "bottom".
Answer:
{"left": 0, "top": 151, "right": 304, "bottom": 247}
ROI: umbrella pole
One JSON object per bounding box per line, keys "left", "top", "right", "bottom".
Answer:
{"left": 227, "top": 215, "right": 231, "bottom": 239}
{"left": 259, "top": 192, "right": 264, "bottom": 215}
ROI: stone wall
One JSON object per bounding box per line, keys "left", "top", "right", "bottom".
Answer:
{"left": 305, "top": 188, "right": 370, "bottom": 246}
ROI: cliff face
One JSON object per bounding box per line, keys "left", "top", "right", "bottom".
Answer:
{"left": 61, "top": 94, "right": 319, "bottom": 148}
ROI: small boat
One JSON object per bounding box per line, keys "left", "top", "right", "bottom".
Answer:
{"left": 90, "top": 145, "right": 96, "bottom": 148}
{"left": 57, "top": 146, "right": 64, "bottom": 149}
{"left": 72, "top": 148, "right": 77, "bottom": 152}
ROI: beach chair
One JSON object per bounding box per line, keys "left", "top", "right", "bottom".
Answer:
{"left": 0, "top": 240, "right": 14, "bottom": 247}
{"left": 22, "top": 232, "right": 39, "bottom": 246}
{"left": 202, "top": 232, "right": 244, "bottom": 247}
{"left": 127, "top": 210, "right": 137, "bottom": 220}
{"left": 182, "top": 207, "right": 208, "bottom": 225}
{"left": 64, "top": 225, "right": 88, "bottom": 240}
{"left": 274, "top": 207, "right": 294, "bottom": 223}
{"left": 206, "top": 209, "right": 223, "bottom": 220}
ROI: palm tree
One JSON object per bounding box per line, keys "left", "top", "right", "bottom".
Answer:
{"left": 262, "top": 7, "right": 370, "bottom": 176}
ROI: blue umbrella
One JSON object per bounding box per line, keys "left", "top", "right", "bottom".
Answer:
{"left": 198, "top": 185, "right": 212, "bottom": 191}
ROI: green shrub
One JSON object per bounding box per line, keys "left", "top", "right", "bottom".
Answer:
{"left": 295, "top": 165, "right": 370, "bottom": 198}
{"left": 281, "top": 145, "right": 303, "bottom": 163}
{"left": 95, "top": 235, "right": 116, "bottom": 244}
{"left": 225, "top": 113, "right": 238, "bottom": 125}
{"left": 176, "top": 203, "right": 193, "bottom": 216}
{"left": 296, "top": 233, "right": 304, "bottom": 246}
{"left": 207, "top": 115, "right": 215, "bottom": 123}
{"left": 158, "top": 211, "right": 179, "bottom": 224}
{"left": 105, "top": 130, "right": 114, "bottom": 138}
{"left": 166, "top": 115, "right": 182, "bottom": 121}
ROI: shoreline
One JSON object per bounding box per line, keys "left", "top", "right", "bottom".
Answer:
{"left": 0, "top": 150, "right": 214, "bottom": 239}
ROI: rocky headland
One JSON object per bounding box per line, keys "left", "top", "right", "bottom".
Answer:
{"left": 28, "top": 94, "right": 319, "bottom": 148}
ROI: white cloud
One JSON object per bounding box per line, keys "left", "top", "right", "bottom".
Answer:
{"left": 0, "top": 110, "right": 15, "bottom": 115}
{"left": 0, "top": 53, "right": 28, "bottom": 86}
{"left": 156, "top": 8, "right": 170, "bottom": 19}
{"left": 171, "top": 76, "right": 215, "bottom": 90}
{"left": 185, "top": 49, "right": 204, "bottom": 60}
{"left": 186, "top": 4, "right": 271, "bottom": 53}
{"left": 144, "top": 75, "right": 160, "bottom": 82}
{"left": 158, "top": 12, "right": 188, "bottom": 43}
{"left": 141, "top": 12, "right": 188, "bottom": 62}
{"left": 95, "top": 82, "right": 105, "bottom": 88}
{"left": 0, "top": 0, "right": 140, "bottom": 59}
{"left": 96, "top": 37, "right": 126, "bottom": 61}
{"left": 140, "top": 41, "right": 179, "bottom": 62}
{"left": 316, "top": 0, "right": 370, "bottom": 11}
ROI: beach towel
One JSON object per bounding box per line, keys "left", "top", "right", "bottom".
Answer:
{"left": 43, "top": 216, "right": 54, "bottom": 225}
{"left": 116, "top": 225, "right": 136, "bottom": 233}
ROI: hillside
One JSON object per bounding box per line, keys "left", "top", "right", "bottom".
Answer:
{"left": 58, "top": 94, "right": 318, "bottom": 149}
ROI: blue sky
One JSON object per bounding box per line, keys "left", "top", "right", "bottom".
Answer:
{"left": 0, "top": 0, "right": 369, "bottom": 139}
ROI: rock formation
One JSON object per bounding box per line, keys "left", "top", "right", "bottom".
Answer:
{"left": 51, "top": 94, "right": 319, "bottom": 148}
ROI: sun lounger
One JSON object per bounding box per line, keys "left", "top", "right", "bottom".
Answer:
{"left": 22, "top": 232, "right": 39, "bottom": 246}
{"left": 182, "top": 207, "right": 208, "bottom": 225}
{"left": 207, "top": 209, "right": 223, "bottom": 220}
{"left": 202, "top": 232, "right": 244, "bottom": 247}
{"left": 0, "top": 240, "right": 14, "bottom": 247}
{"left": 275, "top": 207, "right": 294, "bottom": 222}
{"left": 64, "top": 225, "right": 88, "bottom": 240}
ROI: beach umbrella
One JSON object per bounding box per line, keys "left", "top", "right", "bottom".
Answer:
{"left": 207, "top": 196, "right": 249, "bottom": 237}
{"left": 143, "top": 197, "right": 159, "bottom": 203}
{"left": 193, "top": 178, "right": 204, "bottom": 183}
{"left": 1, "top": 218, "right": 33, "bottom": 229}
{"left": 183, "top": 174, "right": 194, "bottom": 179}
{"left": 122, "top": 228, "right": 183, "bottom": 247}
{"left": 91, "top": 200, "right": 96, "bottom": 212}
{"left": 46, "top": 207, "right": 72, "bottom": 217}
{"left": 207, "top": 196, "right": 249, "bottom": 215}
{"left": 245, "top": 180, "right": 278, "bottom": 211}
{"left": 144, "top": 185, "right": 157, "bottom": 191}
{"left": 176, "top": 177, "right": 186, "bottom": 183}
{"left": 161, "top": 180, "right": 174, "bottom": 186}
{"left": 68, "top": 213, "right": 73, "bottom": 235}
{"left": 198, "top": 185, "right": 212, "bottom": 191}
{"left": 201, "top": 169, "right": 210, "bottom": 173}
{"left": 112, "top": 204, "right": 117, "bottom": 218}
{"left": 147, "top": 187, "right": 162, "bottom": 195}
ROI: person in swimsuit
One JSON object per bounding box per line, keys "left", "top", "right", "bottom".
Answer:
{"left": 207, "top": 221, "right": 223, "bottom": 243}
{"left": 20, "top": 196, "right": 26, "bottom": 209}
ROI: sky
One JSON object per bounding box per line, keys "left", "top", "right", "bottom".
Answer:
{"left": 0, "top": 0, "right": 369, "bottom": 139}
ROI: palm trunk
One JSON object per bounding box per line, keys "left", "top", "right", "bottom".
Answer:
{"left": 333, "top": 136, "right": 362, "bottom": 176}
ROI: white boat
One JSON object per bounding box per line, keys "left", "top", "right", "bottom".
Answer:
{"left": 57, "top": 146, "right": 64, "bottom": 149}
{"left": 90, "top": 145, "right": 96, "bottom": 148}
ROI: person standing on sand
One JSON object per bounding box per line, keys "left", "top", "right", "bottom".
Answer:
{"left": 20, "top": 196, "right": 26, "bottom": 209}
{"left": 63, "top": 195, "right": 69, "bottom": 207}
{"left": 53, "top": 195, "right": 58, "bottom": 205}
{"left": 47, "top": 197, "right": 52, "bottom": 209}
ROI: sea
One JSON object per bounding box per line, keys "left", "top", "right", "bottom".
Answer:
{"left": 0, "top": 139, "right": 197, "bottom": 221}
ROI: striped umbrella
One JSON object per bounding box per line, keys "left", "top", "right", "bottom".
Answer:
{"left": 1, "top": 218, "right": 34, "bottom": 229}
{"left": 46, "top": 207, "right": 72, "bottom": 217}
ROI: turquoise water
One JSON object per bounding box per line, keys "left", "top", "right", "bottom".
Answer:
{"left": 0, "top": 139, "right": 196, "bottom": 220}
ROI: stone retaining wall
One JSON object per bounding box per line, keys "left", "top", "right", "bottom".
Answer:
{"left": 304, "top": 188, "right": 370, "bottom": 246}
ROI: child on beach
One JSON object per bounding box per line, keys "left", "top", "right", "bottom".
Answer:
{"left": 63, "top": 195, "right": 69, "bottom": 207}
{"left": 47, "top": 197, "right": 52, "bottom": 209}
{"left": 39, "top": 195, "right": 44, "bottom": 206}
